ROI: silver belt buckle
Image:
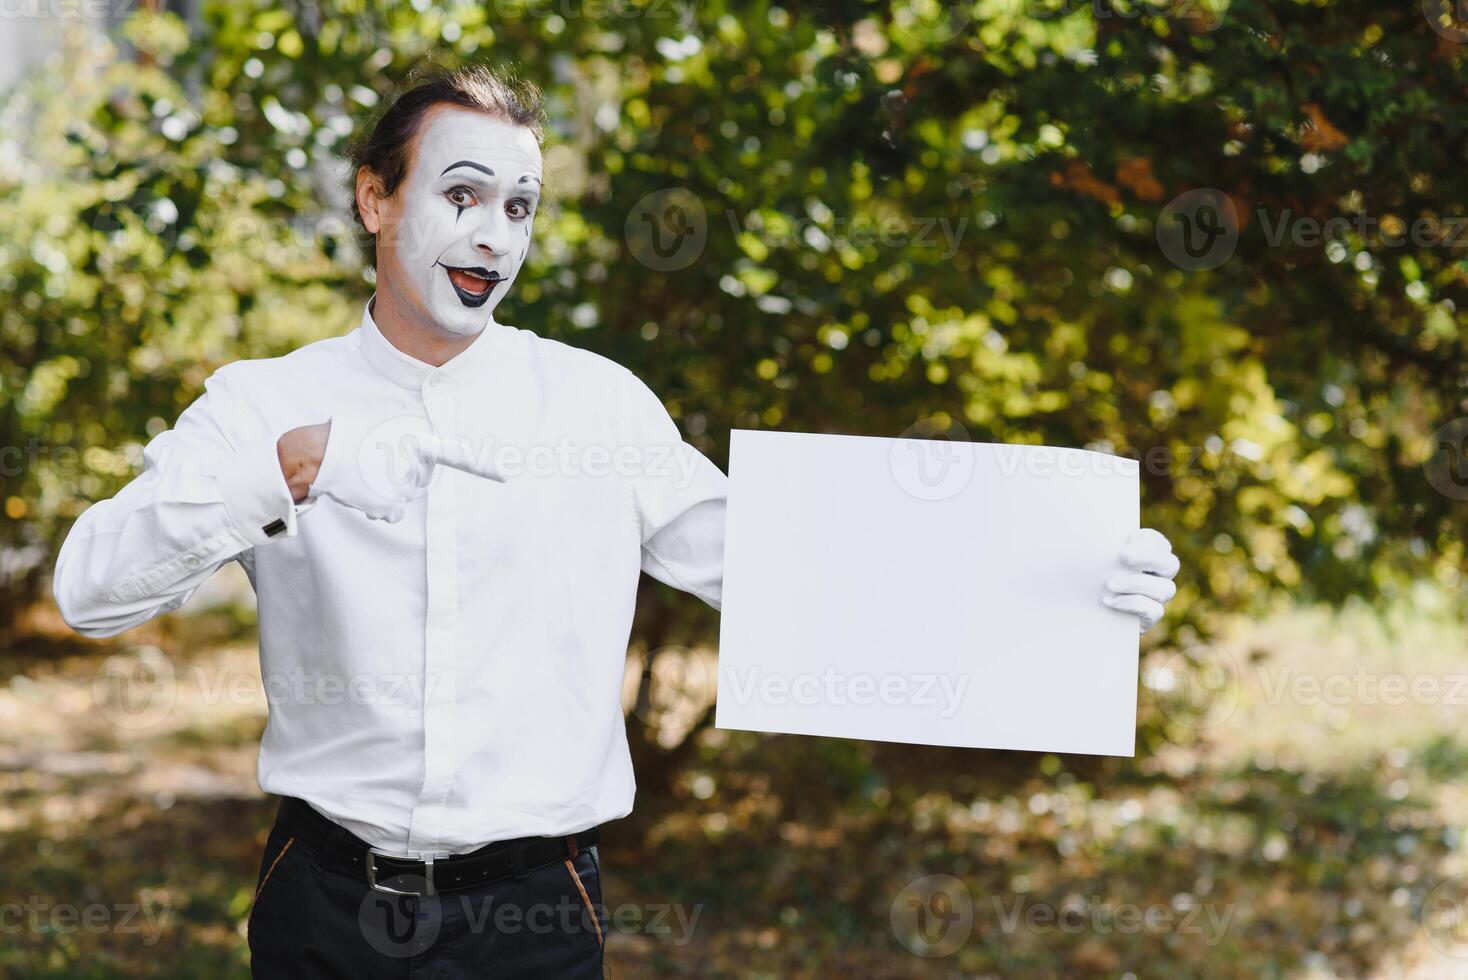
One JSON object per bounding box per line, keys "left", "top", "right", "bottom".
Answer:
{"left": 365, "top": 848, "right": 436, "bottom": 896}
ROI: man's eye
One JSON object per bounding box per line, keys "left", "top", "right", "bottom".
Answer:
{"left": 507, "top": 199, "right": 532, "bottom": 219}
{"left": 446, "top": 188, "right": 475, "bottom": 208}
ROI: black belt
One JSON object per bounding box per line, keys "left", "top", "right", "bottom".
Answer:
{"left": 274, "top": 796, "right": 600, "bottom": 896}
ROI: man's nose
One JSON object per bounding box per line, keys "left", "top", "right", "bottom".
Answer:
{"left": 469, "top": 207, "right": 512, "bottom": 257}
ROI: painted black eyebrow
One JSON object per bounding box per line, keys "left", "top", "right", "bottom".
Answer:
{"left": 439, "top": 160, "right": 496, "bottom": 178}
{"left": 517, "top": 175, "right": 543, "bottom": 187}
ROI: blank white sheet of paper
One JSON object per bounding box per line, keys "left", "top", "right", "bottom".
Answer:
{"left": 715, "top": 428, "right": 1142, "bottom": 757}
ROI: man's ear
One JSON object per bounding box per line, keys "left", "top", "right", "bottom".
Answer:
{"left": 355, "top": 166, "right": 386, "bottom": 235}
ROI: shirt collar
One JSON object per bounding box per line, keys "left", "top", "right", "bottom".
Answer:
{"left": 356, "top": 295, "right": 510, "bottom": 390}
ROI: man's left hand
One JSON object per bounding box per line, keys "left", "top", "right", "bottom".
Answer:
{"left": 1102, "top": 528, "right": 1179, "bottom": 634}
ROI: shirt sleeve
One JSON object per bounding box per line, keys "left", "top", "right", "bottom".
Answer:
{"left": 618, "top": 368, "right": 728, "bottom": 611}
{"left": 52, "top": 366, "right": 301, "bottom": 638}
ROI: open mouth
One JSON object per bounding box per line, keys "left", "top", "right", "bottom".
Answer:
{"left": 436, "top": 262, "right": 503, "bottom": 308}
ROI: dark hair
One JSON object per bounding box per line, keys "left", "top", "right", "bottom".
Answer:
{"left": 348, "top": 63, "right": 546, "bottom": 237}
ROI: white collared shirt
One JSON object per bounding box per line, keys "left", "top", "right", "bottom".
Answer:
{"left": 53, "top": 301, "right": 727, "bottom": 857}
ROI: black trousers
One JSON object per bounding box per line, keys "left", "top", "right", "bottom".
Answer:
{"left": 247, "top": 805, "right": 607, "bottom": 978}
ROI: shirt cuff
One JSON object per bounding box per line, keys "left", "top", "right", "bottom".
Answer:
{"left": 214, "top": 432, "right": 300, "bottom": 546}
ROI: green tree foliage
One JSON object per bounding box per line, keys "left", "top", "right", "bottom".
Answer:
{"left": 2, "top": 0, "right": 1464, "bottom": 649}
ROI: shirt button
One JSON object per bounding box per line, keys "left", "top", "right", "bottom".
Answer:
{"left": 183, "top": 554, "right": 202, "bottom": 568}
{"left": 429, "top": 375, "right": 444, "bottom": 387}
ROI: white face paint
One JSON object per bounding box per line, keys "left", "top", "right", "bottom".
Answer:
{"left": 373, "top": 106, "right": 542, "bottom": 337}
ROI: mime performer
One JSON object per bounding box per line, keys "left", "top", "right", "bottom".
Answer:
{"left": 52, "top": 65, "right": 1181, "bottom": 978}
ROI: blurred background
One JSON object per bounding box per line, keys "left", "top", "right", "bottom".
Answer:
{"left": 1, "top": 1, "right": 1467, "bottom": 976}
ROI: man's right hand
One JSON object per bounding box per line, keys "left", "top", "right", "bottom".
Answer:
{"left": 278, "top": 423, "right": 330, "bottom": 504}
{"left": 295, "top": 415, "right": 506, "bottom": 522}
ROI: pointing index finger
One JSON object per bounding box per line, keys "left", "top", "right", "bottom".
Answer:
{"left": 419, "top": 433, "right": 508, "bottom": 483}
